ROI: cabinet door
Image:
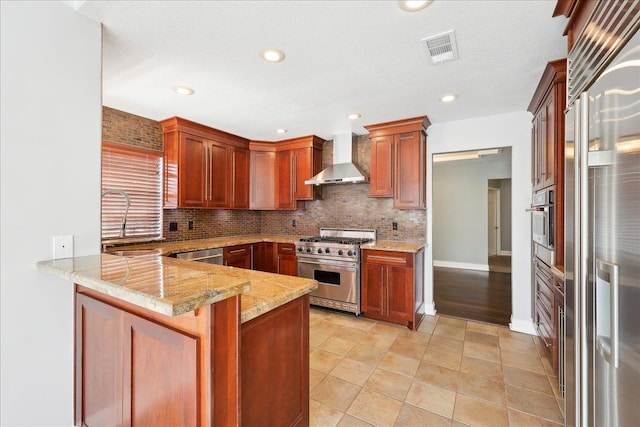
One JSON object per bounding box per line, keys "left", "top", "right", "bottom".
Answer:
{"left": 277, "top": 243, "right": 298, "bottom": 276}
{"left": 206, "top": 140, "right": 230, "bottom": 208}
{"left": 542, "top": 95, "right": 555, "bottom": 189}
{"left": 361, "top": 263, "right": 385, "bottom": 319}
{"left": 230, "top": 147, "right": 250, "bottom": 209}
{"left": 394, "top": 132, "right": 425, "bottom": 209}
{"left": 293, "top": 147, "right": 321, "bottom": 200}
{"left": 369, "top": 135, "right": 394, "bottom": 197}
{"left": 76, "top": 294, "right": 124, "bottom": 427}
{"left": 250, "top": 151, "right": 276, "bottom": 209}
{"left": 123, "top": 312, "right": 199, "bottom": 426}
{"left": 178, "top": 133, "right": 206, "bottom": 208}
{"left": 386, "top": 265, "right": 414, "bottom": 324}
{"left": 224, "top": 244, "right": 252, "bottom": 269}
{"left": 276, "top": 150, "right": 295, "bottom": 209}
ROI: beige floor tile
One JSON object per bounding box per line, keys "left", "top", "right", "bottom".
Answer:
{"left": 453, "top": 394, "right": 509, "bottom": 427}
{"left": 465, "top": 330, "right": 499, "bottom": 348}
{"left": 311, "top": 332, "right": 331, "bottom": 350}
{"left": 414, "top": 361, "right": 460, "bottom": 392}
{"left": 364, "top": 368, "right": 413, "bottom": 401}
{"left": 388, "top": 338, "right": 427, "bottom": 360}
{"left": 378, "top": 352, "right": 421, "bottom": 378}
{"left": 502, "top": 366, "right": 553, "bottom": 395}
{"left": 497, "top": 328, "right": 534, "bottom": 343}
{"left": 498, "top": 336, "right": 538, "bottom": 354}
{"left": 359, "top": 332, "right": 397, "bottom": 351}
{"left": 460, "top": 356, "right": 504, "bottom": 383}
{"left": 437, "top": 316, "right": 468, "bottom": 328}
{"left": 310, "top": 369, "right": 327, "bottom": 391}
{"left": 310, "top": 399, "right": 344, "bottom": 427}
{"left": 346, "top": 343, "right": 388, "bottom": 366}
{"left": 311, "top": 349, "right": 343, "bottom": 374}
{"left": 458, "top": 372, "right": 506, "bottom": 406}
{"left": 312, "top": 320, "right": 346, "bottom": 337}
{"left": 418, "top": 320, "right": 436, "bottom": 334}
{"left": 337, "top": 414, "right": 374, "bottom": 426}
{"left": 549, "top": 375, "right": 563, "bottom": 399}
{"left": 325, "top": 314, "right": 376, "bottom": 332}
{"left": 331, "top": 358, "right": 376, "bottom": 387}
{"left": 331, "top": 325, "right": 370, "bottom": 343}
{"left": 501, "top": 349, "right": 546, "bottom": 374}
{"left": 405, "top": 381, "right": 456, "bottom": 418}
{"left": 423, "top": 347, "right": 463, "bottom": 370}
{"left": 393, "top": 403, "right": 452, "bottom": 427}
{"left": 428, "top": 334, "right": 465, "bottom": 353}
{"left": 508, "top": 408, "right": 563, "bottom": 426}
{"left": 505, "top": 384, "right": 564, "bottom": 424}
{"left": 369, "top": 322, "right": 405, "bottom": 338}
{"left": 319, "top": 336, "right": 358, "bottom": 356}
{"left": 396, "top": 329, "right": 431, "bottom": 345}
{"left": 347, "top": 388, "right": 403, "bottom": 427}
{"left": 466, "top": 321, "right": 499, "bottom": 336}
{"left": 433, "top": 323, "right": 466, "bottom": 341}
{"left": 311, "top": 376, "right": 361, "bottom": 412}
{"left": 463, "top": 341, "right": 501, "bottom": 363}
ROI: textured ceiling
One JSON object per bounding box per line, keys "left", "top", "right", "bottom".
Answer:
{"left": 70, "top": 1, "right": 567, "bottom": 141}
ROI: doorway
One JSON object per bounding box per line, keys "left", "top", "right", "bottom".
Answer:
{"left": 432, "top": 148, "right": 513, "bottom": 325}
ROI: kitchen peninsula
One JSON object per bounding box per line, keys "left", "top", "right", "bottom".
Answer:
{"left": 37, "top": 252, "right": 318, "bottom": 426}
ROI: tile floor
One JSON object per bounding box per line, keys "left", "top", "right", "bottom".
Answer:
{"left": 309, "top": 308, "right": 565, "bottom": 427}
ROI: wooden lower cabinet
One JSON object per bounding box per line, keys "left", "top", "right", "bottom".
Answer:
{"left": 253, "top": 242, "right": 278, "bottom": 273}
{"left": 534, "top": 260, "right": 564, "bottom": 375}
{"left": 241, "top": 295, "right": 309, "bottom": 426}
{"left": 224, "top": 244, "right": 252, "bottom": 269}
{"left": 277, "top": 243, "right": 298, "bottom": 276}
{"left": 361, "top": 249, "right": 424, "bottom": 330}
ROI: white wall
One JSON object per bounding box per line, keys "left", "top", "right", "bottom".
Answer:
{"left": 425, "top": 111, "right": 536, "bottom": 334}
{"left": 433, "top": 149, "right": 511, "bottom": 268}
{"left": 1, "top": 2, "right": 102, "bottom": 425}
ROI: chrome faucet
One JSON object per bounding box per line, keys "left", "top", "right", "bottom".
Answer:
{"left": 101, "top": 189, "right": 131, "bottom": 238}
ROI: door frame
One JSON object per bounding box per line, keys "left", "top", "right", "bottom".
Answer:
{"left": 488, "top": 187, "right": 501, "bottom": 256}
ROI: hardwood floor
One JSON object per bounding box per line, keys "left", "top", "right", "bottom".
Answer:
{"left": 434, "top": 267, "right": 512, "bottom": 326}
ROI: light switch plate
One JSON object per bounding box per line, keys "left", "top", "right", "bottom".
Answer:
{"left": 53, "top": 235, "right": 74, "bottom": 259}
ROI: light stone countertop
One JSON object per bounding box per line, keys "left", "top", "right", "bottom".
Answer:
{"left": 37, "top": 253, "right": 318, "bottom": 322}
{"left": 361, "top": 240, "right": 425, "bottom": 253}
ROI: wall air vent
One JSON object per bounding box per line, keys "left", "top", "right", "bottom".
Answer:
{"left": 421, "top": 30, "right": 459, "bottom": 65}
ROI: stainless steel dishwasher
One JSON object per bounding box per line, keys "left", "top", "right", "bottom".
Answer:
{"left": 174, "top": 248, "right": 223, "bottom": 265}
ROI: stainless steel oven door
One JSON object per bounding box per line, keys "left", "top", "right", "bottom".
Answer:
{"left": 532, "top": 207, "right": 553, "bottom": 248}
{"left": 297, "top": 257, "right": 359, "bottom": 304}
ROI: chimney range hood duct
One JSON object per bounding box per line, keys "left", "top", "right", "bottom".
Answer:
{"left": 305, "top": 133, "right": 368, "bottom": 185}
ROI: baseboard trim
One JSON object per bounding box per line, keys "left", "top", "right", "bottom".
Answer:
{"left": 499, "top": 250, "right": 512, "bottom": 256}
{"left": 423, "top": 301, "right": 437, "bottom": 316}
{"left": 509, "top": 317, "right": 537, "bottom": 336}
{"left": 433, "top": 260, "right": 489, "bottom": 272}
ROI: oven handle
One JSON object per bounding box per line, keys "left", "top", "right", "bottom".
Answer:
{"left": 297, "top": 257, "right": 357, "bottom": 270}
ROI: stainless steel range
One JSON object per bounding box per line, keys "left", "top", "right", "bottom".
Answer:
{"left": 296, "top": 228, "right": 376, "bottom": 315}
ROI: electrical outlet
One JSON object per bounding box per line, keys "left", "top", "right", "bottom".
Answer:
{"left": 188, "top": 221, "right": 194, "bottom": 230}
{"left": 169, "top": 222, "right": 178, "bottom": 231}
{"left": 392, "top": 222, "right": 398, "bottom": 231}
{"left": 292, "top": 219, "right": 297, "bottom": 227}
{"left": 53, "top": 235, "right": 74, "bottom": 259}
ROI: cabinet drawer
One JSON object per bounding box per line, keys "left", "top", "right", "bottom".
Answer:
{"left": 362, "top": 250, "right": 413, "bottom": 267}
{"left": 277, "top": 243, "right": 296, "bottom": 255}
{"left": 224, "top": 244, "right": 251, "bottom": 258}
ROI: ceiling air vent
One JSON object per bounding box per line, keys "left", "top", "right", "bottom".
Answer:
{"left": 421, "top": 30, "right": 459, "bottom": 65}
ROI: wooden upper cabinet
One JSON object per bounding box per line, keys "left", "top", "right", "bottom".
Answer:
{"left": 528, "top": 59, "right": 566, "bottom": 193}
{"left": 365, "top": 116, "right": 430, "bottom": 209}
{"left": 161, "top": 117, "right": 250, "bottom": 209}
{"left": 249, "top": 144, "right": 276, "bottom": 210}
{"left": 276, "top": 150, "right": 298, "bottom": 210}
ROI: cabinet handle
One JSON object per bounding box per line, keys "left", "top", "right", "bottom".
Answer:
{"left": 366, "top": 254, "right": 405, "bottom": 264}
{"left": 228, "top": 248, "right": 245, "bottom": 255}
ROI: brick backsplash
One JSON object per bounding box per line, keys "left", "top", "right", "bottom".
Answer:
{"left": 104, "top": 107, "right": 426, "bottom": 243}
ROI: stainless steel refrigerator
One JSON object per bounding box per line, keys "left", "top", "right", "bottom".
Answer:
{"left": 565, "top": 11, "right": 640, "bottom": 427}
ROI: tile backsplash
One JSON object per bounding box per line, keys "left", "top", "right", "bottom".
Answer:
{"left": 104, "top": 107, "right": 426, "bottom": 242}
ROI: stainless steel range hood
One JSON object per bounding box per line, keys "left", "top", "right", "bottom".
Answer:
{"left": 305, "top": 133, "right": 368, "bottom": 185}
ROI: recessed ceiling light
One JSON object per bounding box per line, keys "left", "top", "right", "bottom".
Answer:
{"left": 347, "top": 113, "right": 361, "bottom": 120}
{"left": 398, "top": 0, "right": 433, "bottom": 12}
{"left": 260, "top": 48, "right": 286, "bottom": 63}
{"left": 172, "top": 86, "right": 194, "bottom": 96}
{"left": 440, "top": 94, "right": 458, "bottom": 103}
{"left": 275, "top": 128, "right": 288, "bottom": 134}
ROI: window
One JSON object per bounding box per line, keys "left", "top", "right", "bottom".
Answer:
{"left": 101, "top": 142, "right": 163, "bottom": 241}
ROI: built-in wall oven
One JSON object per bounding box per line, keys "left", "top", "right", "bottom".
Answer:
{"left": 530, "top": 188, "right": 555, "bottom": 266}
{"left": 296, "top": 228, "right": 376, "bottom": 315}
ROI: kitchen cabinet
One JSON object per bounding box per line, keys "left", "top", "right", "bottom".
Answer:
{"left": 533, "top": 259, "right": 564, "bottom": 376}
{"left": 75, "top": 287, "right": 242, "bottom": 426}
{"left": 161, "top": 117, "right": 250, "bottom": 210}
{"left": 276, "top": 150, "right": 304, "bottom": 210}
{"left": 361, "top": 249, "right": 424, "bottom": 330}
{"left": 365, "top": 116, "right": 430, "bottom": 209}
{"left": 249, "top": 144, "right": 276, "bottom": 210}
{"left": 253, "top": 242, "right": 278, "bottom": 273}
{"left": 223, "top": 244, "right": 252, "bottom": 269}
{"left": 277, "top": 243, "right": 298, "bottom": 276}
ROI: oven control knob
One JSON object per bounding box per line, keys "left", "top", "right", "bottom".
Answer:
{"left": 325, "top": 248, "right": 330, "bottom": 254}
{"left": 306, "top": 248, "right": 311, "bottom": 253}
{"left": 317, "top": 248, "right": 323, "bottom": 254}
{"left": 297, "top": 247, "right": 303, "bottom": 253}
{"left": 338, "top": 250, "right": 344, "bottom": 256}
{"left": 347, "top": 250, "right": 354, "bottom": 256}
